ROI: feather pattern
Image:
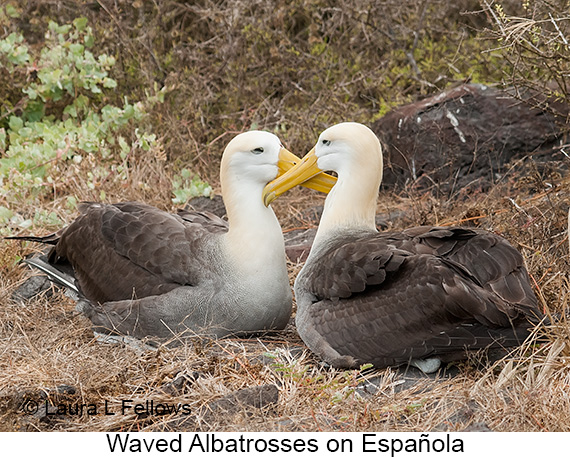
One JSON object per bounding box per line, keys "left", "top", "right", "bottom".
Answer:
{"left": 50, "top": 201, "right": 227, "bottom": 304}
{"left": 297, "top": 226, "right": 541, "bottom": 368}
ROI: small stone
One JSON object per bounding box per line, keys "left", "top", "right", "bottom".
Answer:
{"left": 12, "top": 275, "right": 52, "bottom": 301}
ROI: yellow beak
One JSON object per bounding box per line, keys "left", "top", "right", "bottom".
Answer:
{"left": 265, "top": 147, "right": 334, "bottom": 206}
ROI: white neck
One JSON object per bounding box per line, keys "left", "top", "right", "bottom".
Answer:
{"left": 221, "top": 175, "right": 286, "bottom": 273}
{"left": 312, "top": 172, "right": 379, "bottom": 250}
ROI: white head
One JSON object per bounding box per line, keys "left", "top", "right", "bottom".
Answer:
{"left": 262, "top": 122, "right": 383, "bottom": 235}
{"left": 221, "top": 130, "right": 338, "bottom": 209}
{"left": 221, "top": 131, "right": 285, "bottom": 192}
{"left": 313, "top": 122, "right": 383, "bottom": 182}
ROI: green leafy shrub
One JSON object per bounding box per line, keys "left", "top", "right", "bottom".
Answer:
{"left": 0, "top": 19, "right": 139, "bottom": 229}
{"left": 0, "top": 18, "right": 210, "bottom": 234}
{"left": 171, "top": 169, "right": 212, "bottom": 205}
{"left": 2, "top": 1, "right": 513, "bottom": 185}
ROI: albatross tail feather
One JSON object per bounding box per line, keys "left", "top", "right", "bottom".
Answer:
{"left": 23, "top": 256, "right": 80, "bottom": 298}
{"left": 5, "top": 232, "right": 62, "bottom": 245}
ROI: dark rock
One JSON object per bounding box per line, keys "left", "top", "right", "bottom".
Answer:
{"left": 53, "top": 385, "right": 76, "bottom": 397}
{"left": 185, "top": 195, "right": 226, "bottom": 218}
{"left": 0, "top": 389, "right": 44, "bottom": 416}
{"left": 201, "top": 384, "right": 279, "bottom": 420}
{"left": 160, "top": 371, "right": 200, "bottom": 396}
{"left": 373, "top": 83, "right": 569, "bottom": 197}
{"left": 285, "top": 244, "right": 312, "bottom": 263}
{"left": 462, "top": 422, "right": 493, "bottom": 432}
{"left": 431, "top": 400, "right": 479, "bottom": 431}
{"left": 283, "top": 227, "right": 317, "bottom": 247}
{"left": 284, "top": 228, "right": 316, "bottom": 262}
{"left": 391, "top": 364, "right": 461, "bottom": 394}
{"left": 375, "top": 210, "right": 410, "bottom": 229}
{"left": 11, "top": 275, "right": 52, "bottom": 301}
{"left": 149, "top": 384, "right": 279, "bottom": 431}
{"left": 32, "top": 401, "right": 58, "bottom": 423}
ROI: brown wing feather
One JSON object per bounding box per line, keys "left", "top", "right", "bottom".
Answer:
{"left": 300, "top": 226, "right": 541, "bottom": 368}
{"left": 176, "top": 208, "right": 229, "bottom": 233}
{"left": 48, "top": 201, "right": 227, "bottom": 304}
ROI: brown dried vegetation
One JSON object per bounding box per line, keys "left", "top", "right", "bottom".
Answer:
{"left": 1, "top": 0, "right": 570, "bottom": 432}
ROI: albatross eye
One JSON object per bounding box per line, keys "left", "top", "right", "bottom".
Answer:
{"left": 251, "top": 147, "right": 264, "bottom": 155}
{"left": 321, "top": 139, "right": 331, "bottom": 146}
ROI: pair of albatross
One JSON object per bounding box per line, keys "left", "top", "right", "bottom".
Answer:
{"left": 10, "top": 123, "right": 542, "bottom": 373}
{"left": 263, "top": 122, "right": 543, "bottom": 373}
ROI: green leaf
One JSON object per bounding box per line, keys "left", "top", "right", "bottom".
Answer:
{"left": 84, "top": 33, "right": 94, "bottom": 48}
{"left": 74, "top": 94, "right": 88, "bottom": 112}
{"left": 102, "top": 77, "right": 117, "bottom": 89}
{"left": 63, "top": 104, "right": 77, "bottom": 118}
{"left": 69, "top": 43, "right": 84, "bottom": 56}
{"left": 49, "top": 21, "right": 71, "bottom": 36}
{"left": 118, "top": 136, "right": 130, "bottom": 159}
{"left": 0, "top": 206, "right": 13, "bottom": 223}
{"left": 66, "top": 195, "right": 78, "bottom": 210}
{"left": 73, "top": 17, "right": 88, "bottom": 32}
{"left": 24, "top": 101, "right": 45, "bottom": 122}
{"left": 8, "top": 116, "right": 23, "bottom": 132}
{"left": 0, "top": 128, "right": 5, "bottom": 152}
{"left": 23, "top": 86, "right": 38, "bottom": 100}
{"left": 6, "top": 4, "right": 20, "bottom": 18}
{"left": 11, "top": 45, "right": 29, "bottom": 65}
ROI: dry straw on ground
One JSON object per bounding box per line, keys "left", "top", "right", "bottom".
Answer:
{"left": 2, "top": 168, "right": 570, "bottom": 432}
{"left": 2, "top": 0, "right": 570, "bottom": 433}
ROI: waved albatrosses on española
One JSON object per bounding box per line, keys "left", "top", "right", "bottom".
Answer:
{"left": 262, "top": 122, "right": 543, "bottom": 373}
{"left": 9, "top": 131, "right": 336, "bottom": 339}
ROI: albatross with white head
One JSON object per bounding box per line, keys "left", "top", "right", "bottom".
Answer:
{"left": 263, "top": 122, "right": 543, "bottom": 372}
{"left": 9, "top": 131, "right": 336, "bottom": 339}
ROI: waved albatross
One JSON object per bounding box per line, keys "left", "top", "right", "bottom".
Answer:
{"left": 262, "top": 122, "right": 543, "bottom": 372}
{"left": 9, "top": 131, "right": 336, "bottom": 339}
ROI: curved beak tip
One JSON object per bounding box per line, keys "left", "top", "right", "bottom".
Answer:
{"left": 263, "top": 190, "right": 276, "bottom": 207}
{"left": 262, "top": 146, "right": 335, "bottom": 206}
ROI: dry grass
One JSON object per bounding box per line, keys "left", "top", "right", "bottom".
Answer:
{"left": 2, "top": 165, "right": 570, "bottom": 432}
{"left": 2, "top": 0, "right": 570, "bottom": 433}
